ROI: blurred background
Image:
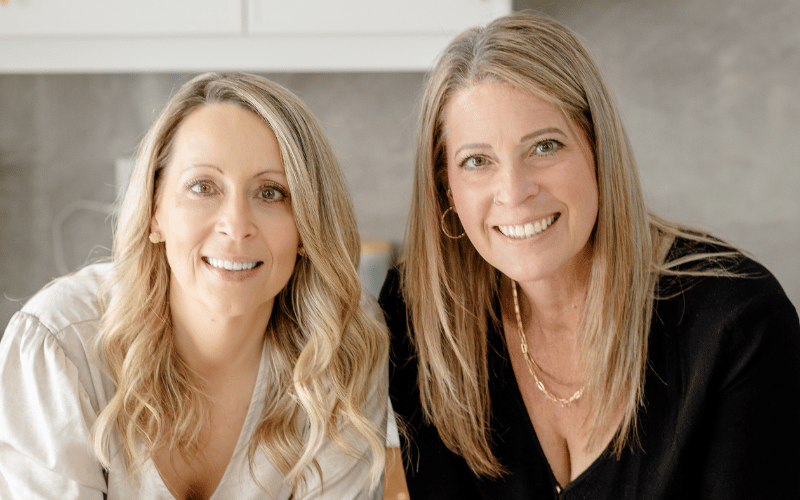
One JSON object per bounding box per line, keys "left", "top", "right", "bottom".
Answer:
{"left": 2, "top": 0, "right": 799, "bottom": 335}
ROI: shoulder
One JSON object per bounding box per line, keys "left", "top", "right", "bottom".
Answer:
{"left": 378, "top": 266, "right": 405, "bottom": 326}
{"left": 659, "top": 236, "right": 792, "bottom": 316}
{"left": 380, "top": 265, "right": 420, "bottom": 405}
{"left": 379, "top": 266, "right": 402, "bottom": 301}
{"left": 379, "top": 265, "right": 414, "bottom": 363}
{"left": 1, "top": 263, "right": 116, "bottom": 419}
{"left": 4, "top": 262, "right": 114, "bottom": 360}
{"left": 653, "top": 238, "right": 799, "bottom": 381}
{"left": 654, "top": 263, "right": 798, "bottom": 353}
{"left": 17, "top": 262, "right": 113, "bottom": 337}
{"left": 378, "top": 266, "right": 412, "bottom": 354}
{"left": 359, "top": 284, "right": 385, "bottom": 326}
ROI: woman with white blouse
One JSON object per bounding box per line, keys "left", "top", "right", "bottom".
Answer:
{"left": 0, "top": 73, "right": 388, "bottom": 500}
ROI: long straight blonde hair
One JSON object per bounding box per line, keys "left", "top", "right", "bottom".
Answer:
{"left": 402, "top": 12, "right": 738, "bottom": 478}
{"left": 93, "top": 73, "right": 387, "bottom": 493}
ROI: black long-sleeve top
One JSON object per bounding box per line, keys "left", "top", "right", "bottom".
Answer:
{"left": 380, "top": 243, "right": 800, "bottom": 499}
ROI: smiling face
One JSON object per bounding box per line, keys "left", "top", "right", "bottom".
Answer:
{"left": 443, "top": 81, "right": 598, "bottom": 286}
{"left": 151, "top": 102, "right": 300, "bottom": 323}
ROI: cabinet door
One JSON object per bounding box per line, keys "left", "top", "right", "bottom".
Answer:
{"left": 247, "top": 0, "right": 510, "bottom": 35}
{"left": 0, "top": 0, "right": 241, "bottom": 36}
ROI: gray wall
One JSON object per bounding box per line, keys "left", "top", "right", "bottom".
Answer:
{"left": 2, "top": 0, "right": 799, "bottom": 333}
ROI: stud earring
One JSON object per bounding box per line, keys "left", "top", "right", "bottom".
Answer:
{"left": 149, "top": 232, "right": 162, "bottom": 244}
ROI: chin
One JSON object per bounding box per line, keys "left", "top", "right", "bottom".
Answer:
{"left": 496, "top": 260, "right": 559, "bottom": 284}
{"left": 204, "top": 297, "right": 259, "bottom": 318}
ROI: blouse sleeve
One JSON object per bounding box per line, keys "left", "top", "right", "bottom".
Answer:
{"left": 0, "top": 312, "right": 107, "bottom": 500}
{"left": 697, "top": 292, "right": 800, "bottom": 498}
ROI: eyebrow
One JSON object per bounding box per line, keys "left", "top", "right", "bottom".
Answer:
{"left": 185, "top": 164, "right": 286, "bottom": 178}
{"left": 452, "top": 127, "right": 567, "bottom": 158}
{"left": 453, "top": 143, "right": 492, "bottom": 158}
{"left": 253, "top": 169, "right": 287, "bottom": 179}
{"left": 520, "top": 127, "right": 567, "bottom": 143}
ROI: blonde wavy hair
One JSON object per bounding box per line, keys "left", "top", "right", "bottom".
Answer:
{"left": 401, "top": 12, "right": 739, "bottom": 478}
{"left": 92, "top": 73, "right": 388, "bottom": 493}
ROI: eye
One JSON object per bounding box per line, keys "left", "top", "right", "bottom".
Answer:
{"left": 258, "top": 183, "right": 288, "bottom": 203}
{"left": 188, "top": 180, "right": 216, "bottom": 195}
{"left": 460, "top": 155, "right": 490, "bottom": 169}
{"left": 533, "top": 139, "right": 563, "bottom": 156}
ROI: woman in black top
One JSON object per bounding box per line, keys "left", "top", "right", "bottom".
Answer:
{"left": 380, "top": 12, "right": 800, "bottom": 499}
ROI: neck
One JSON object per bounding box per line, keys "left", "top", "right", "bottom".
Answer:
{"left": 168, "top": 288, "right": 269, "bottom": 383}
{"left": 516, "top": 255, "right": 592, "bottom": 341}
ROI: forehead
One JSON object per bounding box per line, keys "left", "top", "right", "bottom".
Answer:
{"left": 167, "top": 102, "right": 284, "bottom": 167}
{"left": 173, "top": 102, "right": 270, "bottom": 144}
{"left": 443, "top": 82, "right": 567, "bottom": 131}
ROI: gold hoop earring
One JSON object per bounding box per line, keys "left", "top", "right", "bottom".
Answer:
{"left": 440, "top": 206, "right": 466, "bottom": 240}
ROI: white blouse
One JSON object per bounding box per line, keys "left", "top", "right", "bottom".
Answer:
{"left": 0, "top": 263, "right": 386, "bottom": 499}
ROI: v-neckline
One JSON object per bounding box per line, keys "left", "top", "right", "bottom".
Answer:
{"left": 489, "top": 299, "right": 613, "bottom": 495}
{"left": 148, "top": 342, "right": 268, "bottom": 500}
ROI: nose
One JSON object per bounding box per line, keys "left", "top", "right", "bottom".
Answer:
{"left": 215, "top": 195, "right": 257, "bottom": 241}
{"left": 493, "top": 160, "right": 539, "bottom": 206}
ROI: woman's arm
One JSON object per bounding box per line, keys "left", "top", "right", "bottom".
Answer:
{"left": 0, "top": 312, "right": 107, "bottom": 499}
{"left": 697, "top": 293, "right": 800, "bottom": 498}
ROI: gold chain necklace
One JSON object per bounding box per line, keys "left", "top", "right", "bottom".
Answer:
{"left": 512, "top": 280, "right": 584, "bottom": 407}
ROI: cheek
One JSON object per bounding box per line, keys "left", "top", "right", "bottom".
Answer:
{"left": 446, "top": 168, "right": 468, "bottom": 209}
{"left": 574, "top": 172, "right": 599, "bottom": 230}
{"left": 450, "top": 182, "right": 485, "bottom": 223}
{"left": 161, "top": 205, "right": 209, "bottom": 266}
{"left": 272, "top": 223, "right": 301, "bottom": 286}
{"left": 262, "top": 212, "right": 300, "bottom": 253}
{"left": 167, "top": 209, "right": 202, "bottom": 243}
{"left": 277, "top": 233, "right": 300, "bottom": 261}
{"left": 446, "top": 162, "right": 462, "bottom": 201}
{"left": 454, "top": 198, "right": 477, "bottom": 227}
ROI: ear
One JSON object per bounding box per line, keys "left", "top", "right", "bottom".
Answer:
{"left": 149, "top": 205, "right": 163, "bottom": 242}
{"left": 445, "top": 187, "right": 456, "bottom": 212}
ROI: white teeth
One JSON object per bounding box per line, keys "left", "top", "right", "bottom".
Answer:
{"left": 524, "top": 223, "right": 535, "bottom": 237}
{"left": 498, "top": 214, "right": 557, "bottom": 239}
{"left": 207, "top": 258, "right": 258, "bottom": 271}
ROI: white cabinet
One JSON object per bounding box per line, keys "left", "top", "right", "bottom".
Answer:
{"left": 0, "top": 0, "right": 511, "bottom": 72}
{"left": 0, "top": 0, "right": 240, "bottom": 36}
{"left": 248, "top": 0, "right": 509, "bottom": 36}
